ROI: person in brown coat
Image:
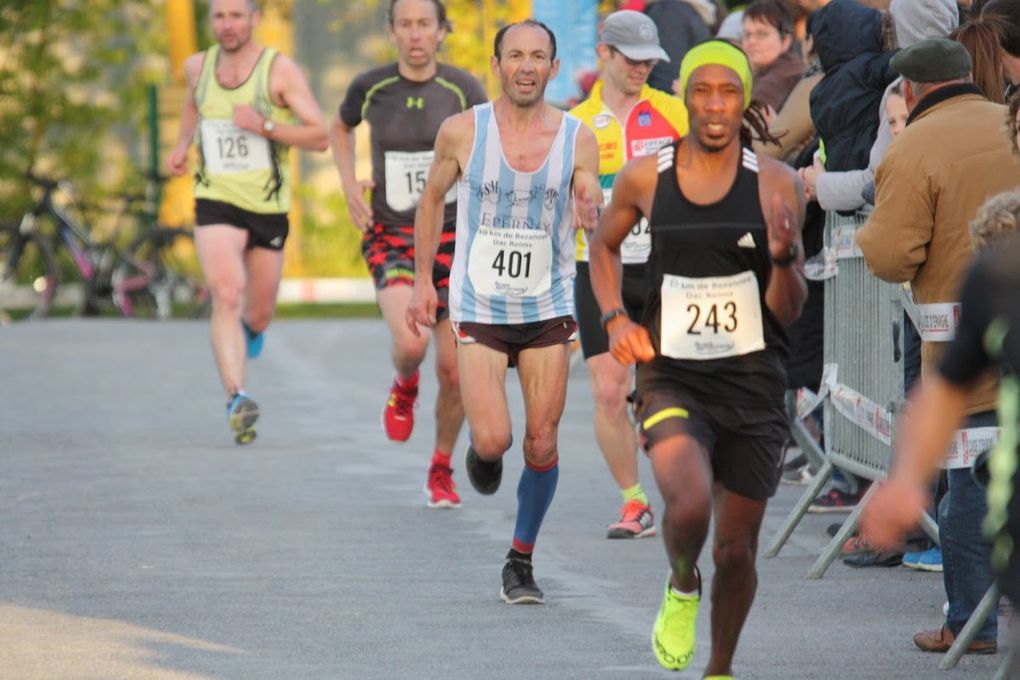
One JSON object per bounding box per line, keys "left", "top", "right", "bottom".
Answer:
{"left": 857, "top": 38, "right": 1020, "bottom": 655}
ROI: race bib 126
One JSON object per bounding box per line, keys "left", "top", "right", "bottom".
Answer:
{"left": 660, "top": 271, "right": 765, "bottom": 360}
{"left": 200, "top": 119, "right": 271, "bottom": 174}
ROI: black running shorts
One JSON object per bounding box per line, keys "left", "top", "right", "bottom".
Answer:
{"left": 574, "top": 261, "right": 649, "bottom": 359}
{"left": 195, "top": 198, "right": 289, "bottom": 251}
{"left": 633, "top": 386, "right": 788, "bottom": 500}
{"left": 453, "top": 316, "right": 578, "bottom": 368}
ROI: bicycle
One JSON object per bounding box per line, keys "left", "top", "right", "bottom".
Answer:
{"left": 0, "top": 172, "right": 208, "bottom": 322}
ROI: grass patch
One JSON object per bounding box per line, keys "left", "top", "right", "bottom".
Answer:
{"left": 274, "top": 302, "right": 380, "bottom": 319}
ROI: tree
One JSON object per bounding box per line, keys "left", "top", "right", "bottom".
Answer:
{"left": 0, "top": 1, "right": 164, "bottom": 217}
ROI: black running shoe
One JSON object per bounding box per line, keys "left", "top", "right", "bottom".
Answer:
{"left": 465, "top": 444, "right": 502, "bottom": 495}
{"left": 500, "top": 557, "right": 544, "bottom": 604}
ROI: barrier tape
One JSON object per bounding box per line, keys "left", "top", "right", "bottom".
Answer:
{"left": 898, "top": 284, "right": 961, "bottom": 343}
{"left": 795, "top": 364, "right": 999, "bottom": 469}
{"left": 796, "top": 363, "right": 892, "bottom": 445}
{"left": 828, "top": 380, "right": 894, "bottom": 446}
{"left": 942, "top": 426, "right": 1001, "bottom": 470}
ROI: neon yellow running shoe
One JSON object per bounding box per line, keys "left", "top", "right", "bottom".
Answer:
{"left": 651, "top": 572, "right": 700, "bottom": 670}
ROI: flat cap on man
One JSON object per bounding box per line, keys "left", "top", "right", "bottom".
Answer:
{"left": 891, "top": 37, "right": 973, "bottom": 83}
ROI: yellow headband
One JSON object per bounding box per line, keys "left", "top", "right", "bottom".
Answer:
{"left": 678, "top": 39, "right": 753, "bottom": 110}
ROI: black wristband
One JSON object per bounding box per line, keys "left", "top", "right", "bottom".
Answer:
{"left": 600, "top": 307, "right": 628, "bottom": 330}
{"left": 771, "top": 243, "right": 799, "bottom": 268}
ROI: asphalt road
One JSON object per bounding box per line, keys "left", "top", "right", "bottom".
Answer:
{"left": 0, "top": 320, "right": 1010, "bottom": 679}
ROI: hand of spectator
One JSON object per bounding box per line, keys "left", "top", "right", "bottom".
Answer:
{"left": 761, "top": 104, "right": 777, "bottom": 130}
{"left": 860, "top": 476, "right": 928, "bottom": 551}
{"left": 799, "top": 161, "right": 822, "bottom": 202}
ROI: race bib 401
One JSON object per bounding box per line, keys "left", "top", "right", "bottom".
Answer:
{"left": 467, "top": 226, "right": 552, "bottom": 298}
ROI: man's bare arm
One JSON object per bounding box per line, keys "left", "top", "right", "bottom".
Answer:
{"left": 234, "top": 56, "right": 329, "bottom": 152}
{"left": 405, "top": 112, "right": 472, "bottom": 333}
{"left": 589, "top": 157, "right": 657, "bottom": 364}
{"left": 862, "top": 374, "right": 971, "bottom": 549}
{"left": 167, "top": 54, "right": 203, "bottom": 176}
{"left": 329, "top": 116, "right": 374, "bottom": 231}
{"left": 572, "top": 126, "right": 603, "bottom": 233}
{"left": 761, "top": 156, "right": 807, "bottom": 326}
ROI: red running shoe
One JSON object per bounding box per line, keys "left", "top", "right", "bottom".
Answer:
{"left": 382, "top": 373, "right": 418, "bottom": 442}
{"left": 425, "top": 463, "right": 461, "bottom": 508}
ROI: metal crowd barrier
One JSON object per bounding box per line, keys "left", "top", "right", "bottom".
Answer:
{"left": 764, "top": 209, "right": 939, "bottom": 577}
{"left": 763, "top": 209, "right": 1005, "bottom": 672}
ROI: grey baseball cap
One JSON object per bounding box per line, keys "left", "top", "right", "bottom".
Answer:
{"left": 602, "top": 10, "right": 670, "bottom": 62}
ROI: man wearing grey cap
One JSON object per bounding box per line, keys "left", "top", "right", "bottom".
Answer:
{"left": 858, "top": 37, "right": 1020, "bottom": 655}
{"left": 570, "top": 10, "right": 688, "bottom": 540}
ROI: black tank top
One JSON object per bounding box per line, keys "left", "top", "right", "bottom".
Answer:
{"left": 637, "top": 142, "right": 788, "bottom": 408}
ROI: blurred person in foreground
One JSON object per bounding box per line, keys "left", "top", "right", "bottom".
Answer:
{"left": 863, "top": 189, "right": 1020, "bottom": 670}
{"left": 857, "top": 37, "right": 1020, "bottom": 654}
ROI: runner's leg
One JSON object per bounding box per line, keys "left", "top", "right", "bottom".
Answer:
{"left": 588, "top": 352, "right": 640, "bottom": 490}
{"left": 195, "top": 225, "right": 249, "bottom": 397}
{"left": 457, "top": 342, "right": 511, "bottom": 459}
{"left": 512, "top": 343, "right": 571, "bottom": 551}
{"left": 705, "top": 488, "right": 768, "bottom": 677}
{"left": 650, "top": 434, "right": 714, "bottom": 591}
{"left": 377, "top": 285, "right": 429, "bottom": 377}
{"left": 432, "top": 317, "right": 464, "bottom": 454}
{"left": 242, "top": 245, "right": 284, "bottom": 334}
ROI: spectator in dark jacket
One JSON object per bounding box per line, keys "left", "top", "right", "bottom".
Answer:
{"left": 742, "top": 0, "right": 805, "bottom": 110}
{"left": 807, "top": 0, "right": 898, "bottom": 172}
{"left": 643, "top": 0, "right": 711, "bottom": 93}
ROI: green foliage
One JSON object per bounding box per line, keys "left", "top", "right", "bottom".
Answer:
{"left": 297, "top": 185, "right": 371, "bottom": 278}
{"left": 0, "top": 1, "right": 164, "bottom": 218}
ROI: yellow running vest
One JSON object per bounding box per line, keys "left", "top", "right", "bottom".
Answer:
{"left": 193, "top": 45, "right": 291, "bottom": 214}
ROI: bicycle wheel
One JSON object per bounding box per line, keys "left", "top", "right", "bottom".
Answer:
{"left": 0, "top": 222, "right": 58, "bottom": 321}
{"left": 113, "top": 227, "right": 209, "bottom": 319}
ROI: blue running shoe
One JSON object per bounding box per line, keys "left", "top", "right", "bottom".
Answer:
{"left": 226, "top": 391, "right": 259, "bottom": 445}
{"left": 242, "top": 321, "right": 264, "bottom": 359}
{"left": 903, "top": 547, "right": 942, "bottom": 572}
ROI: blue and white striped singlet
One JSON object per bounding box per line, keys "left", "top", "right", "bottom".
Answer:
{"left": 449, "top": 102, "right": 581, "bottom": 324}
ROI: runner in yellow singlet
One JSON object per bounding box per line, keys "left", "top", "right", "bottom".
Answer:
{"left": 570, "top": 10, "right": 687, "bottom": 539}
{"left": 167, "top": 0, "right": 328, "bottom": 444}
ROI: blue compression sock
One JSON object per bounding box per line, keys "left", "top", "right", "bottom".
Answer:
{"left": 511, "top": 459, "right": 559, "bottom": 554}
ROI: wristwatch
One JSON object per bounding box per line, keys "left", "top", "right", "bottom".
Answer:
{"left": 771, "top": 243, "right": 799, "bottom": 268}
{"left": 600, "top": 307, "right": 628, "bottom": 330}
{"left": 262, "top": 118, "right": 276, "bottom": 135}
